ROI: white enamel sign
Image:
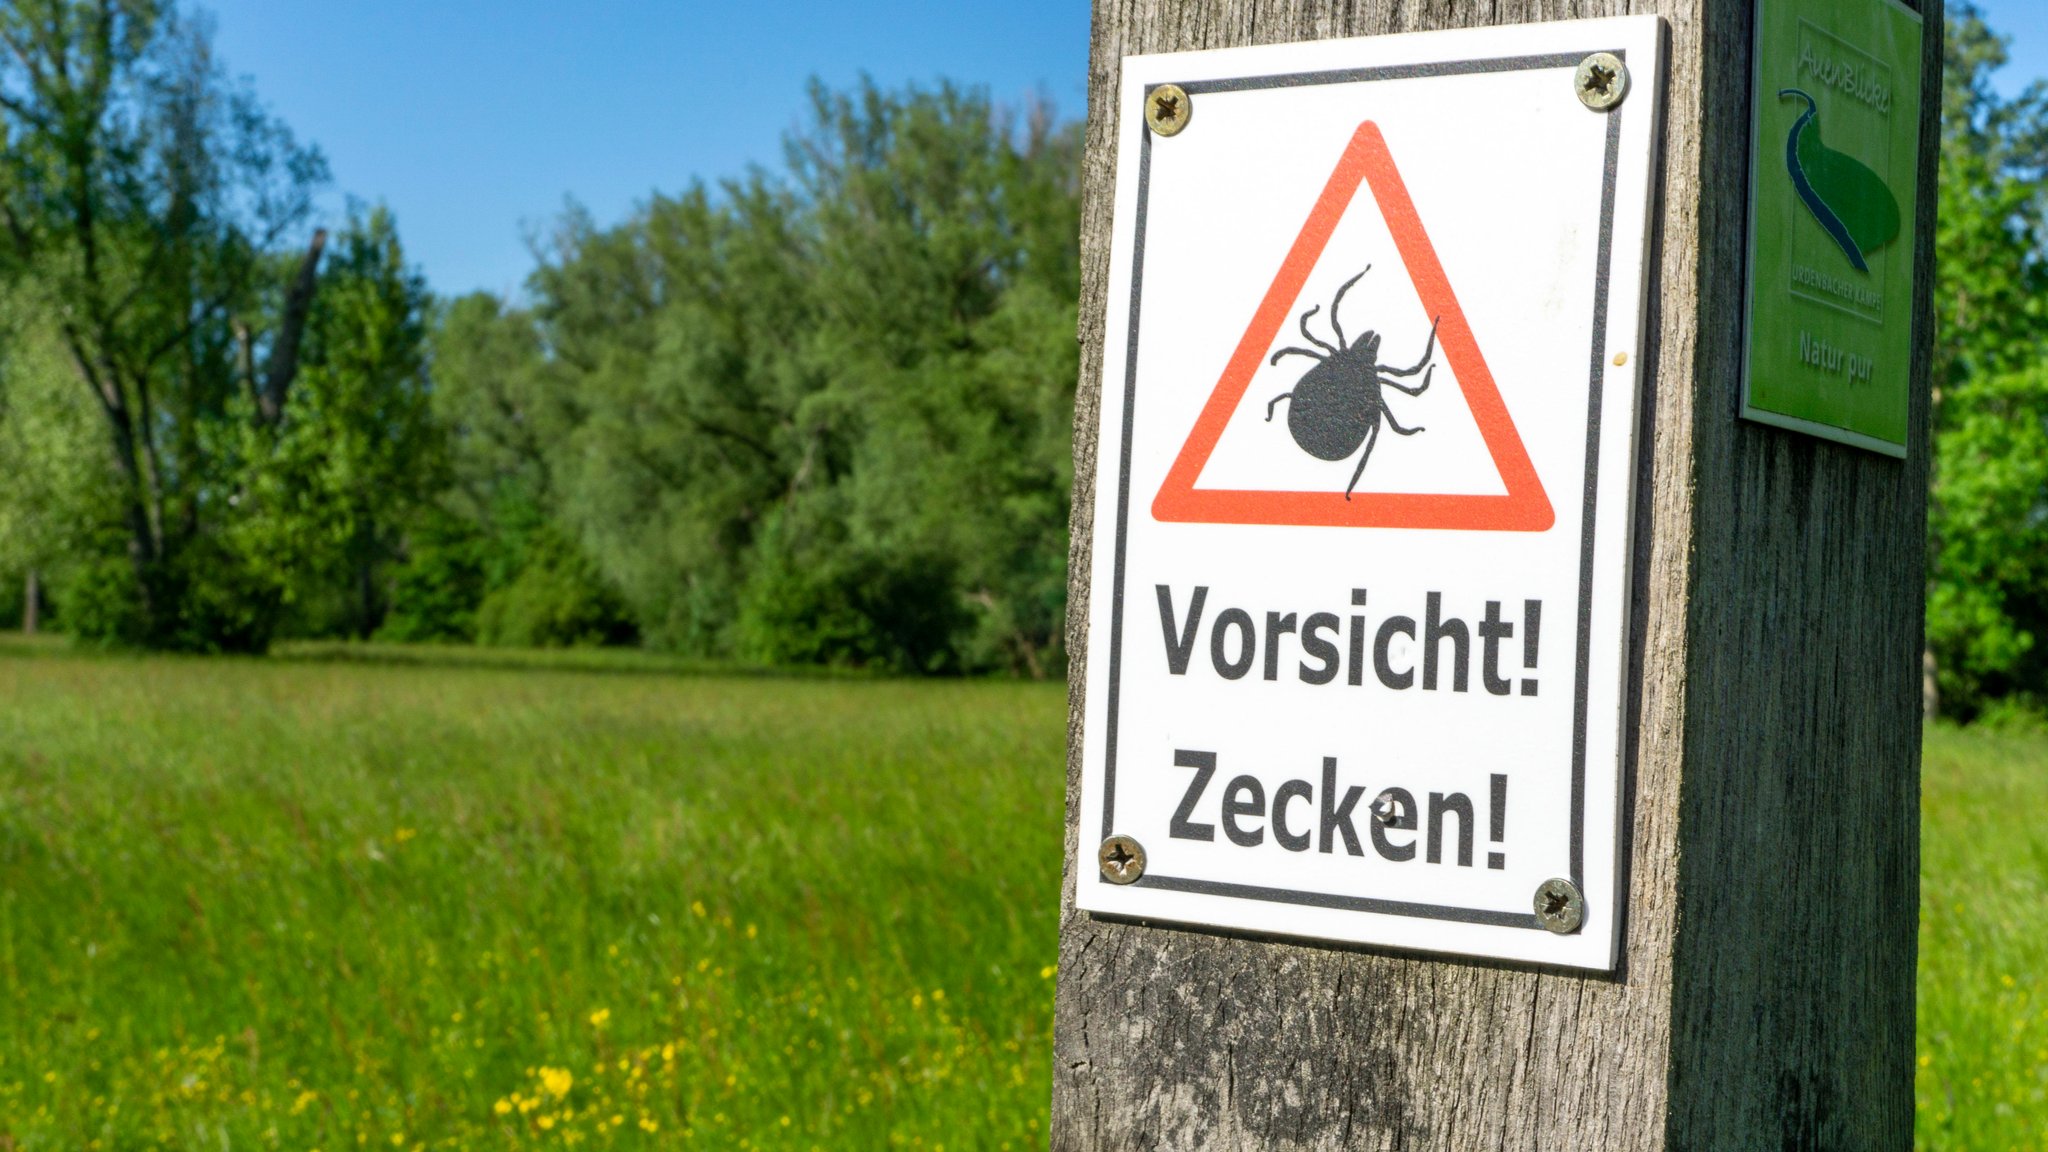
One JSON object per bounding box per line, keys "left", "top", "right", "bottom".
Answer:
{"left": 1075, "top": 17, "right": 1664, "bottom": 970}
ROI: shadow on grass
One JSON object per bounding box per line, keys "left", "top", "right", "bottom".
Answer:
{"left": 270, "top": 640, "right": 885, "bottom": 682}
{"left": 0, "top": 631, "right": 891, "bottom": 684}
{"left": 0, "top": 632, "right": 71, "bottom": 660}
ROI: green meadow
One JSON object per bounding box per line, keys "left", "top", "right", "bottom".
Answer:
{"left": 0, "top": 639, "right": 2042, "bottom": 1149}
{"left": 1916, "top": 725, "right": 2048, "bottom": 1148}
{"left": 0, "top": 639, "right": 1065, "bottom": 1149}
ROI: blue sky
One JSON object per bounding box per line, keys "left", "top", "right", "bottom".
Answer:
{"left": 1959, "top": 0, "right": 2048, "bottom": 98}
{"left": 203, "top": 0, "right": 2046, "bottom": 300}
{"left": 204, "top": 1, "right": 1090, "bottom": 299}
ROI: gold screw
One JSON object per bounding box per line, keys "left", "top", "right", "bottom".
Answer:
{"left": 1097, "top": 835, "right": 1147, "bottom": 884}
{"left": 1574, "top": 53, "right": 1630, "bottom": 112}
{"left": 1145, "top": 83, "right": 1191, "bottom": 137}
{"left": 1534, "top": 877, "right": 1586, "bottom": 934}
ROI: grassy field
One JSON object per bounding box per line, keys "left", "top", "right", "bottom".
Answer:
{"left": 0, "top": 639, "right": 1066, "bottom": 1149}
{"left": 0, "top": 639, "right": 2042, "bottom": 1149}
{"left": 1916, "top": 724, "right": 2048, "bottom": 1148}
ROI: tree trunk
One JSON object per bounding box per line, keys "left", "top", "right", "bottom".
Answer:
{"left": 260, "top": 228, "right": 328, "bottom": 423}
{"left": 23, "top": 569, "right": 38, "bottom": 635}
{"left": 61, "top": 332, "right": 163, "bottom": 627}
{"left": 1052, "top": 1, "right": 1940, "bottom": 1147}
{"left": 354, "top": 515, "right": 381, "bottom": 641}
{"left": 357, "top": 554, "right": 377, "bottom": 641}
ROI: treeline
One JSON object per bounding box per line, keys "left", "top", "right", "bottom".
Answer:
{"left": 0, "top": 1, "right": 1078, "bottom": 675}
{"left": 1928, "top": 7, "right": 2048, "bottom": 718}
{"left": 2, "top": 2, "right": 2047, "bottom": 710}
{"left": 388, "top": 82, "right": 1081, "bottom": 674}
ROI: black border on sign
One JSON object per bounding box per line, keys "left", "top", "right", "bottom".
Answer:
{"left": 1096, "top": 51, "right": 1626, "bottom": 934}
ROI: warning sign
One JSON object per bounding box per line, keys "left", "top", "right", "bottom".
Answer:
{"left": 1073, "top": 17, "right": 1665, "bottom": 970}
{"left": 1151, "top": 121, "right": 1552, "bottom": 532}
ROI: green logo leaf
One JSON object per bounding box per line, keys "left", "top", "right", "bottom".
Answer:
{"left": 1779, "top": 88, "right": 1900, "bottom": 272}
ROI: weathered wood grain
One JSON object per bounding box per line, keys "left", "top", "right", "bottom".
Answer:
{"left": 1052, "top": 2, "right": 1939, "bottom": 1148}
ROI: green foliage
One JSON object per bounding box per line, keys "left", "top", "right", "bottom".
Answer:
{"left": 0, "top": 642, "right": 1064, "bottom": 1147}
{"left": 0, "top": 0, "right": 331, "bottom": 649}
{"left": 240, "top": 206, "right": 441, "bottom": 640}
{"left": 0, "top": 299, "right": 118, "bottom": 630}
{"left": 21, "top": 1, "right": 2048, "bottom": 704}
{"left": 537, "top": 179, "right": 815, "bottom": 655}
{"left": 0, "top": 3, "right": 437, "bottom": 653}
{"left": 408, "top": 291, "right": 628, "bottom": 645}
{"left": 376, "top": 508, "right": 489, "bottom": 643}
{"left": 734, "top": 506, "right": 968, "bottom": 673}
{"left": 489, "top": 79, "right": 1082, "bottom": 673}
{"left": 1927, "top": 5, "right": 2048, "bottom": 717}
{"left": 431, "top": 292, "right": 572, "bottom": 532}
{"left": 2, "top": 6, "right": 1084, "bottom": 669}
{"left": 54, "top": 553, "right": 151, "bottom": 643}
{"left": 474, "top": 527, "right": 636, "bottom": 649}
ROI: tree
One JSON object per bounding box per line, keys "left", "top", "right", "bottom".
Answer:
{"left": 0, "top": 0, "right": 329, "bottom": 647}
{"left": 227, "top": 207, "right": 438, "bottom": 639}
{"left": 517, "top": 79, "right": 1083, "bottom": 672}
{"left": 378, "top": 291, "right": 555, "bottom": 644}
{"left": 785, "top": 81, "right": 1081, "bottom": 673}
{"left": 0, "top": 296, "right": 113, "bottom": 630}
{"left": 740, "top": 80, "right": 1079, "bottom": 674}
{"left": 1926, "top": 3, "right": 2048, "bottom": 717}
{"left": 401, "top": 287, "right": 633, "bottom": 647}
{"left": 541, "top": 177, "right": 818, "bottom": 653}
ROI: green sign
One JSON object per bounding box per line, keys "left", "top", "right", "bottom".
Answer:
{"left": 1742, "top": 0, "right": 1923, "bottom": 456}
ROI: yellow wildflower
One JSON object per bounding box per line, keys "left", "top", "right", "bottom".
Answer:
{"left": 539, "top": 1066, "right": 574, "bottom": 1098}
{"left": 589, "top": 1008, "right": 611, "bottom": 1028}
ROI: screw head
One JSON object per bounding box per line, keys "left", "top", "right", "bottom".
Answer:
{"left": 1144, "top": 83, "right": 1191, "bottom": 137}
{"left": 1533, "top": 878, "right": 1585, "bottom": 934}
{"left": 1370, "top": 790, "right": 1406, "bottom": 826}
{"left": 1097, "top": 835, "right": 1146, "bottom": 884}
{"left": 1574, "top": 52, "right": 1629, "bottom": 111}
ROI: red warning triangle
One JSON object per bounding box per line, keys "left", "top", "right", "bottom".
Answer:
{"left": 1150, "top": 122, "right": 1554, "bottom": 532}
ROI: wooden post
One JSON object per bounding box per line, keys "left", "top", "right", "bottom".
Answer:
{"left": 1053, "top": 1, "right": 1941, "bottom": 1147}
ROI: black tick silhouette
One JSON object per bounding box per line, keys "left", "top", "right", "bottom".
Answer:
{"left": 1265, "top": 266, "right": 1439, "bottom": 499}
